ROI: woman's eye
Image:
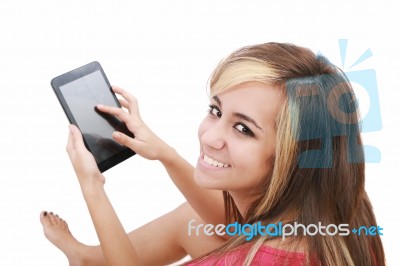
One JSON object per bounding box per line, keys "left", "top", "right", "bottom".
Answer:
{"left": 208, "top": 105, "right": 222, "bottom": 117}
{"left": 234, "top": 123, "right": 254, "bottom": 137}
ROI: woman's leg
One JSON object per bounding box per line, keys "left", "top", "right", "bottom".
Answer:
{"left": 40, "top": 202, "right": 226, "bottom": 266}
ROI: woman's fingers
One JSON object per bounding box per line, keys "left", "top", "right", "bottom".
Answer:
{"left": 66, "top": 124, "right": 84, "bottom": 152}
{"left": 66, "top": 124, "right": 89, "bottom": 167}
{"left": 118, "top": 98, "right": 129, "bottom": 109}
{"left": 96, "top": 104, "right": 130, "bottom": 122}
{"left": 111, "top": 86, "right": 140, "bottom": 115}
{"left": 112, "top": 131, "right": 151, "bottom": 158}
{"left": 66, "top": 124, "right": 102, "bottom": 180}
{"left": 98, "top": 87, "right": 140, "bottom": 121}
{"left": 111, "top": 86, "right": 133, "bottom": 101}
{"left": 66, "top": 126, "right": 73, "bottom": 153}
{"left": 112, "top": 131, "right": 137, "bottom": 151}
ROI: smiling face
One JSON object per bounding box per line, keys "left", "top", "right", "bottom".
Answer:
{"left": 194, "top": 81, "right": 283, "bottom": 197}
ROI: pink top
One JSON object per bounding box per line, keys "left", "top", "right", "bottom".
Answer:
{"left": 186, "top": 245, "right": 309, "bottom": 265}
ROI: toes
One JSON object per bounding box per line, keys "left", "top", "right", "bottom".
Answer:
{"left": 40, "top": 211, "right": 51, "bottom": 226}
{"left": 41, "top": 211, "right": 66, "bottom": 227}
{"left": 49, "top": 212, "right": 60, "bottom": 225}
{"left": 40, "top": 210, "right": 70, "bottom": 236}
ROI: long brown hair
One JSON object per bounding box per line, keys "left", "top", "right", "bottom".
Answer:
{"left": 191, "top": 42, "right": 385, "bottom": 265}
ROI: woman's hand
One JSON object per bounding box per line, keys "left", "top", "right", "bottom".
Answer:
{"left": 66, "top": 124, "right": 105, "bottom": 189}
{"left": 96, "top": 86, "right": 173, "bottom": 162}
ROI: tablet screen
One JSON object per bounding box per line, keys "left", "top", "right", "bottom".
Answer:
{"left": 59, "top": 70, "right": 124, "bottom": 162}
{"left": 52, "top": 62, "right": 135, "bottom": 172}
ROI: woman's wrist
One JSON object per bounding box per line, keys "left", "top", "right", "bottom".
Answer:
{"left": 158, "top": 144, "right": 179, "bottom": 167}
{"left": 78, "top": 172, "right": 106, "bottom": 199}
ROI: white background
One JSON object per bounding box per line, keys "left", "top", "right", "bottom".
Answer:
{"left": 0, "top": 0, "right": 399, "bottom": 265}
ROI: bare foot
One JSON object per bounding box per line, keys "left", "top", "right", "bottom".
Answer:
{"left": 40, "top": 211, "right": 95, "bottom": 266}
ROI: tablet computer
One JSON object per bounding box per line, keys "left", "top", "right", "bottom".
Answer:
{"left": 51, "top": 61, "right": 135, "bottom": 172}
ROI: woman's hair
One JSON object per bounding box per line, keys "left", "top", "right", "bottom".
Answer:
{"left": 192, "top": 43, "right": 385, "bottom": 265}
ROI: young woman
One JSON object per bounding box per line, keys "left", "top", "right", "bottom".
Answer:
{"left": 40, "top": 42, "right": 385, "bottom": 265}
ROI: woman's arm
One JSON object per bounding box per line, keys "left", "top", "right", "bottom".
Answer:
{"left": 96, "top": 86, "right": 225, "bottom": 225}
{"left": 83, "top": 182, "right": 139, "bottom": 265}
{"left": 67, "top": 124, "right": 141, "bottom": 265}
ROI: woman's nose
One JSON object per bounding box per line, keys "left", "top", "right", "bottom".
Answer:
{"left": 200, "top": 122, "right": 226, "bottom": 150}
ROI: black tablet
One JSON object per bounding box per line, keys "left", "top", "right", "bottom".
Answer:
{"left": 51, "top": 61, "right": 135, "bottom": 172}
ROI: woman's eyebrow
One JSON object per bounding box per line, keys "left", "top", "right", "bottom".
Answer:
{"left": 233, "top": 112, "right": 263, "bottom": 131}
{"left": 213, "top": 95, "right": 221, "bottom": 106}
{"left": 213, "top": 95, "right": 263, "bottom": 132}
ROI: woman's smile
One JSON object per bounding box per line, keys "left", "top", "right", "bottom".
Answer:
{"left": 202, "top": 154, "right": 230, "bottom": 168}
{"left": 197, "top": 152, "right": 231, "bottom": 172}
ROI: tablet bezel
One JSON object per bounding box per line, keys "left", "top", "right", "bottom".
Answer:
{"left": 51, "top": 61, "right": 135, "bottom": 172}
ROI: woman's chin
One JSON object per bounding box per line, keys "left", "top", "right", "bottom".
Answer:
{"left": 194, "top": 169, "right": 222, "bottom": 190}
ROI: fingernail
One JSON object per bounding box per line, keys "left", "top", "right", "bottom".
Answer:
{"left": 113, "top": 132, "right": 121, "bottom": 139}
{"left": 44, "top": 211, "right": 47, "bottom": 216}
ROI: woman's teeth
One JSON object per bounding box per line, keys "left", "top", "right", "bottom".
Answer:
{"left": 204, "top": 154, "right": 229, "bottom": 168}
